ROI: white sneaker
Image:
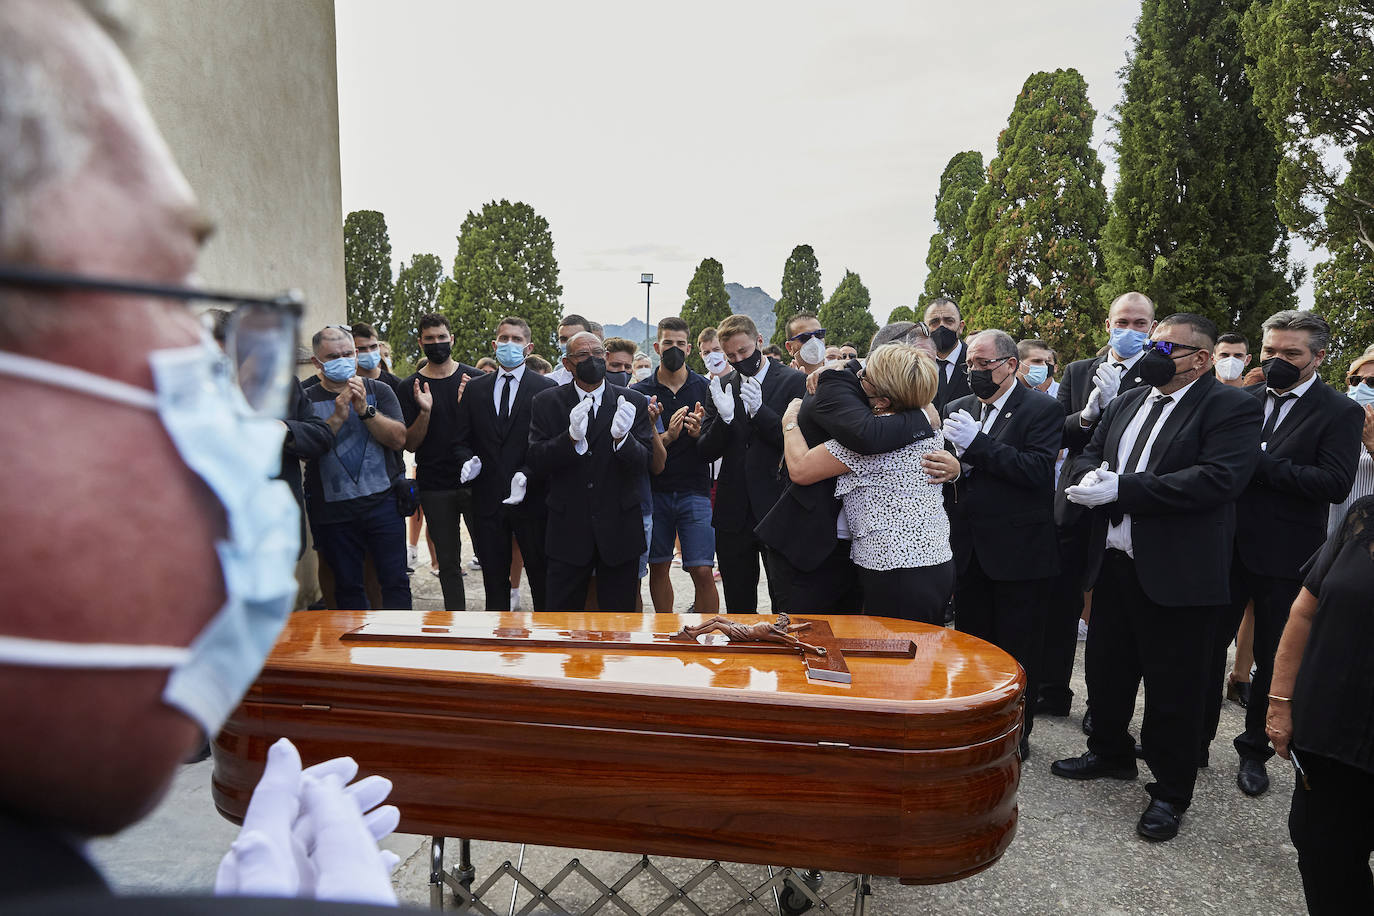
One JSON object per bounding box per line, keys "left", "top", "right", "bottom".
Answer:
{"left": 1077, "top": 619, "right": 1089, "bottom": 641}
{"left": 406, "top": 545, "right": 418, "bottom": 572}
{"left": 468, "top": 556, "right": 481, "bottom": 570}
{"left": 510, "top": 587, "right": 522, "bottom": 610}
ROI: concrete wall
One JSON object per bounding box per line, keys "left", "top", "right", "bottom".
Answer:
{"left": 130, "top": 0, "right": 345, "bottom": 343}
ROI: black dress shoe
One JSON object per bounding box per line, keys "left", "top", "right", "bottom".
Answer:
{"left": 1019, "top": 735, "right": 1031, "bottom": 763}
{"left": 1051, "top": 752, "right": 1138, "bottom": 781}
{"left": 1238, "top": 759, "right": 1270, "bottom": 797}
{"left": 1137, "top": 799, "right": 1183, "bottom": 841}
{"left": 1037, "top": 696, "right": 1072, "bottom": 717}
{"left": 1081, "top": 709, "right": 1094, "bottom": 735}
{"left": 1134, "top": 743, "right": 1145, "bottom": 760}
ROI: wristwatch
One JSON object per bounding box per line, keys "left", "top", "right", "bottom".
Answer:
{"left": 361, "top": 404, "right": 377, "bottom": 420}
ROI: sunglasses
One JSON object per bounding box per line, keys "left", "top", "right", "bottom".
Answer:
{"left": 787, "top": 328, "right": 827, "bottom": 343}
{"left": 1350, "top": 375, "right": 1374, "bottom": 389}
{"left": 1144, "top": 340, "right": 1202, "bottom": 357}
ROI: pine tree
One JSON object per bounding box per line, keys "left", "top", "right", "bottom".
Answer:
{"left": 1313, "top": 239, "right": 1374, "bottom": 387}
{"left": 919, "top": 151, "right": 985, "bottom": 309}
{"left": 343, "top": 210, "right": 394, "bottom": 339}
{"left": 770, "top": 244, "right": 824, "bottom": 346}
{"left": 886, "top": 306, "right": 918, "bottom": 325}
{"left": 1104, "top": 0, "right": 1296, "bottom": 345}
{"left": 964, "top": 69, "right": 1108, "bottom": 366}
{"left": 680, "top": 257, "right": 732, "bottom": 372}
{"left": 389, "top": 253, "right": 443, "bottom": 369}
{"left": 818, "top": 270, "right": 879, "bottom": 356}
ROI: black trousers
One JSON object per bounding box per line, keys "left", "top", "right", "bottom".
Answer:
{"left": 1086, "top": 550, "right": 1219, "bottom": 809}
{"left": 418, "top": 488, "right": 479, "bottom": 611}
{"left": 768, "top": 540, "right": 863, "bottom": 614}
{"left": 474, "top": 507, "right": 548, "bottom": 612}
{"left": 1204, "top": 557, "right": 1301, "bottom": 764}
{"left": 861, "top": 560, "right": 954, "bottom": 624}
{"left": 1289, "top": 747, "right": 1374, "bottom": 915}
{"left": 546, "top": 550, "right": 638, "bottom": 612}
{"left": 954, "top": 552, "right": 1051, "bottom": 737}
{"left": 716, "top": 524, "right": 781, "bottom": 613}
{"left": 1039, "top": 521, "right": 1090, "bottom": 710}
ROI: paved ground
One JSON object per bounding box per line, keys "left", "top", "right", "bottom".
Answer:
{"left": 88, "top": 532, "right": 1307, "bottom": 913}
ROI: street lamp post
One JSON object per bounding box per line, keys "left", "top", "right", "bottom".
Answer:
{"left": 639, "top": 272, "right": 656, "bottom": 359}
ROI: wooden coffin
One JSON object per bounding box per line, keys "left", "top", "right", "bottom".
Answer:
{"left": 211, "top": 611, "right": 1023, "bottom": 885}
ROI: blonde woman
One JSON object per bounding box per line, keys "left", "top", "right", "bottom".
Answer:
{"left": 781, "top": 345, "right": 954, "bottom": 622}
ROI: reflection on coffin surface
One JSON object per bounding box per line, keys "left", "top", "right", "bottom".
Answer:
{"left": 212, "top": 611, "right": 1024, "bottom": 885}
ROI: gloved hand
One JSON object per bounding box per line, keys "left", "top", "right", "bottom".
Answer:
{"left": 610, "top": 395, "right": 636, "bottom": 440}
{"left": 739, "top": 376, "right": 763, "bottom": 417}
{"left": 709, "top": 375, "right": 735, "bottom": 424}
{"left": 502, "top": 472, "right": 527, "bottom": 506}
{"left": 1082, "top": 363, "right": 1121, "bottom": 423}
{"left": 568, "top": 396, "right": 593, "bottom": 445}
{"left": 1066, "top": 462, "right": 1119, "bottom": 507}
{"left": 300, "top": 773, "right": 399, "bottom": 906}
{"left": 459, "top": 456, "right": 481, "bottom": 484}
{"left": 1080, "top": 386, "right": 1104, "bottom": 423}
{"left": 942, "top": 409, "right": 979, "bottom": 451}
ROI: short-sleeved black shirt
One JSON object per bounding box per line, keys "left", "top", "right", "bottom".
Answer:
{"left": 397, "top": 364, "right": 480, "bottom": 491}
{"left": 1293, "top": 498, "right": 1374, "bottom": 775}
{"left": 631, "top": 369, "right": 712, "bottom": 494}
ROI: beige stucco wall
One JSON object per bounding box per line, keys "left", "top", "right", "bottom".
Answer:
{"left": 130, "top": 0, "right": 345, "bottom": 345}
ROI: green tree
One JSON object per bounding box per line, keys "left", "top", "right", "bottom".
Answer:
{"left": 389, "top": 253, "right": 443, "bottom": 368}
{"left": 887, "top": 306, "right": 918, "bottom": 325}
{"left": 1313, "top": 238, "right": 1374, "bottom": 387}
{"left": 437, "top": 199, "right": 563, "bottom": 363}
{"left": 680, "top": 257, "right": 732, "bottom": 372}
{"left": 770, "top": 244, "right": 824, "bottom": 346}
{"left": 818, "top": 270, "right": 879, "bottom": 356}
{"left": 343, "top": 210, "right": 394, "bottom": 339}
{"left": 964, "top": 69, "right": 1109, "bottom": 366}
{"left": 919, "top": 151, "right": 986, "bottom": 309}
{"left": 1243, "top": 0, "right": 1374, "bottom": 259}
{"left": 1104, "top": 0, "right": 1296, "bottom": 347}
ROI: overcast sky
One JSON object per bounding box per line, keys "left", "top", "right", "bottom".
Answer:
{"left": 335, "top": 0, "right": 1316, "bottom": 330}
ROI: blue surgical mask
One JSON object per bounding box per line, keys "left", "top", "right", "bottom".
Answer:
{"left": 356, "top": 349, "right": 381, "bottom": 371}
{"left": 1024, "top": 365, "right": 1048, "bottom": 386}
{"left": 495, "top": 341, "right": 528, "bottom": 369}
{"left": 321, "top": 355, "right": 356, "bottom": 382}
{"left": 1109, "top": 328, "right": 1150, "bottom": 358}
{"left": 0, "top": 339, "right": 300, "bottom": 738}
{"left": 1351, "top": 384, "right": 1374, "bottom": 407}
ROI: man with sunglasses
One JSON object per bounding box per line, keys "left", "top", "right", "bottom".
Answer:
{"left": 783, "top": 314, "right": 828, "bottom": 375}
{"left": 1204, "top": 310, "right": 1362, "bottom": 800}
{"left": 1052, "top": 314, "right": 1263, "bottom": 842}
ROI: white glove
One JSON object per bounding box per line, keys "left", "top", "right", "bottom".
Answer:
{"left": 942, "top": 409, "right": 979, "bottom": 451}
{"left": 709, "top": 375, "right": 736, "bottom": 424}
{"left": 739, "top": 376, "right": 764, "bottom": 417}
{"left": 459, "top": 456, "right": 481, "bottom": 484}
{"left": 610, "top": 395, "right": 636, "bottom": 440}
{"left": 1066, "top": 462, "right": 1120, "bottom": 507}
{"left": 1080, "top": 386, "right": 1104, "bottom": 423}
{"left": 300, "top": 773, "right": 399, "bottom": 906}
{"left": 568, "top": 396, "right": 593, "bottom": 444}
{"left": 502, "top": 471, "right": 527, "bottom": 506}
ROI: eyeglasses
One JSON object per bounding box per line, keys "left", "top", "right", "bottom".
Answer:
{"left": 969, "top": 355, "right": 1013, "bottom": 371}
{"left": 569, "top": 347, "right": 606, "bottom": 361}
{"left": 0, "top": 263, "right": 303, "bottom": 418}
{"left": 1143, "top": 340, "right": 1203, "bottom": 357}
{"left": 786, "top": 328, "right": 827, "bottom": 343}
{"left": 1350, "top": 375, "right": 1374, "bottom": 389}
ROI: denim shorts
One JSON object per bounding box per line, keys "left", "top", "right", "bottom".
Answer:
{"left": 649, "top": 490, "right": 716, "bottom": 568}
{"left": 638, "top": 509, "right": 653, "bottom": 580}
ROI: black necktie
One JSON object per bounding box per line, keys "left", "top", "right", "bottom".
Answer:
{"left": 585, "top": 394, "right": 595, "bottom": 423}
{"left": 1260, "top": 393, "right": 1295, "bottom": 445}
{"left": 937, "top": 359, "right": 950, "bottom": 403}
{"left": 499, "top": 373, "right": 513, "bottom": 424}
{"left": 1111, "top": 394, "right": 1173, "bottom": 524}
{"left": 980, "top": 403, "right": 993, "bottom": 428}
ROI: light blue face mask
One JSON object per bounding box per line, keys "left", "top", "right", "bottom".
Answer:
{"left": 495, "top": 341, "right": 528, "bottom": 369}
{"left": 321, "top": 355, "right": 356, "bottom": 382}
{"left": 355, "top": 349, "right": 381, "bottom": 371}
{"left": 1024, "top": 364, "right": 1049, "bottom": 386}
{"left": 1351, "top": 383, "right": 1374, "bottom": 407}
{"left": 1109, "top": 328, "right": 1150, "bottom": 358}
{"left": 0, "top": 339, "right": 300, "bottom": 738}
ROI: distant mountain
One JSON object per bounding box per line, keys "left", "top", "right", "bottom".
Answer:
{"left": 602, "top": 282, "right": 777, "bottom": 347}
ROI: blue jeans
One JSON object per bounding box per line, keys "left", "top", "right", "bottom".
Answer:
{"left": 314, "top": 498, "right": 411, "bottom": 609}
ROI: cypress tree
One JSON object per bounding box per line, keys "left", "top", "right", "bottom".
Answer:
{"left": 1313, "top": 239, "right": 1374, "bottom": 387}
{"left": 343, "top": 210, "right": 394, "bottom": 339}
{"left": 919, "top": 151, "right": 985, "bottom": 309}
{"left": 818, "top": 270, "right": 879, "bottom": 356}
{"left": 770, "top": 244, "right": 825, "bottom": 346}
{"left": 680, "top": 257, "right": 732, "bottom": 372}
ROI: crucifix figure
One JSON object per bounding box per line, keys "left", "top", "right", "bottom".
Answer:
{"left": 676, "top": 613, "right": 827, "bottom": 657}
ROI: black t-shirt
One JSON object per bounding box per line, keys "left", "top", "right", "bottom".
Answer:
{"left": 397, "top": 364, "right": 480, "bottom": 491}
{"left": 1293, "top": 498, "right": 1374, "bottom": 774}
{"left": 631, "top": 369, "right": 712, "bottom": 494}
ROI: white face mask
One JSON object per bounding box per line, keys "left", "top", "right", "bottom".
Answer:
{"left": 1215, "top": 355, "right": 1245, "bottom": 381}
{"left": 798, "top": 336, "right": 826, "bottom": 366}
{"left": 632, "top": 366, "right": 652, "bottom": 382}
{"left": 0, "top": 339, "right": 299, "bottom": 738}
{"left": 703, "top": 350, "right": 728, "bottom": 375}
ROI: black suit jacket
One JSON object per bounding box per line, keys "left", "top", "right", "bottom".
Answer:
{"left": 943, "top": 384, "right": 1063, "bottom": 581}
{"left": 697, "top": 363, "right": 807, "bottom": 533}
{"left": 527, "top": 382, "right": 653, "bottom": 566}
{"left": 1055, "top": 353, "right": 1150, "bottom": 527}
{"left": 1235, "top": 378, "right": 1363, "bottom": 580}
{"left": 1072, "top": 373, "right": 1263, "bottom": 607}
{"left": 933, "top": 343, "right": 971, "bottom": 415}
{"left": 453, "top": 367, "right": 558, "bottom": 517}
{"left": 756, "top": 368, "right": 936, "bottom": 570}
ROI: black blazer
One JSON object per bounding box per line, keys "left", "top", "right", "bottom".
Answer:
{"left": 697, "top": 363, "right": 807, "bottom": 533}
{"left": 943, "top": 384, "right": 1063, "bottom": 581}
{"left": 933, "top": 343, "right": 971, "bottom": 415}
{"left": 453, "top": 367, "right": 558, "bottom": 517}
{"left": 1072, "top": 373, "right": 1263, "bottom": 607}
{"left": 1055, "top": 353, "right": 1151, "bottom": 527}
{"left": 527, "top": 382, "right": 653, "bottom": 567}
{"left": 1235, "top": 378, "right": 1363, "bottom": 580}
{"left": 756, "top": 368, "right": 935, "bottom": 571}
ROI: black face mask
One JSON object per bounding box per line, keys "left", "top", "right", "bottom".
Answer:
{"left": 659, "top": 345, "right": 686, "bottom": 372}
{"left": 605, "top": 369, "right": 629, "bottom": 387}
{"left": 730, "top": 348, "right": 764, "bottom": 377}
{"left": 575, "top": 355, "right": 606, "bottom": 385}
{"left": 930, "top": 326, "right": 959, "bottom": 354}
{"left": 1262, "top": 355, "right": 1306, "bottom": 391}
{"left": 422, "top": 341, "right": 452, "bottom": 365}
{"left": 968, "top": 368, "right": 1001, "bottom": 400}
{"left": 1137, "top": 348, "right": 1180, "bottom": 387}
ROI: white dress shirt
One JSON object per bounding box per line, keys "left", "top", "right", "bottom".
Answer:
{"left": 549, "top": 364, "right": 573, "bottom": 386}
{"left": 937, "top": 341, "right": 965, "bottom": 383}
{"left": 1261, "top": 372, "right": 1317, "bottom": 448}
{"left": 952, "top": 382, "right": 1015, "bottom": 457}
{"left": 1105, "top": 376, "right": 1201, "bottom": 556}
{"left": 492, "top": 362, "right": 527, "bottom": 414}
